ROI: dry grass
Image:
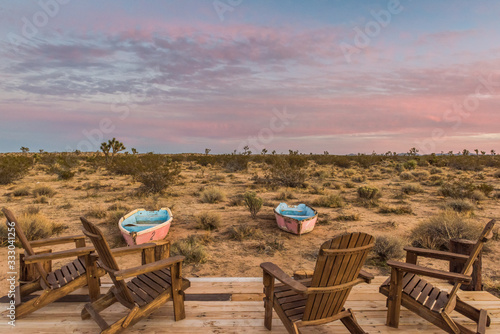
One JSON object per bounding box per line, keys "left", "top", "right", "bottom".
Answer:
{"left": 200, "top": 186, "right": 226, "bottom": 203}
{"left": 0, "top": 212, "right": 66, "bottom": 246}
{"left": 196, "top": 211, "right": 221, "bottom": 231}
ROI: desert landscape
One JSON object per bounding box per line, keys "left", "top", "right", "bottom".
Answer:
{"left": 1, "top": 150, "right": 499, "bottom": 296}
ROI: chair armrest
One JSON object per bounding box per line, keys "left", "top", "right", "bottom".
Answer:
{"left": 29, "top": 235, "right": 86, "bottom": 248}
{"left": 386, "top": 260, "right": 471, "bottom": 284}
{"left": 260, "top": 262, "right": 308, "bottom": 294}
{"left": 358, "top": 269, "right": 374, "bottom": 283}
{"left": 114, "top": 255, "right": 185, "bottom": 280}
{"left": 404, "top": 247, "right": 471, "bottom": 263}
{"left": 24, "top": 246, "right": 95, "bottom": 264}
{"left": 110, "top": 241, "right": 170, "bottom": 257}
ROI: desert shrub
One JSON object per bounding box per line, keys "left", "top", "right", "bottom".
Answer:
{"left": 444, "top": 199, "right": 475, "bottom": 213}
{"left": 111, "top": 154, "right": 181, "bottom": 194}
{"left": 243, "top": 192, "right": 263, "bottom": 219}
{"left": 308, "top": 184, "right": 325, "bottom": 194}
{"left": 264, "top": 156, "right": 307, "bottom": 188}
{"left": 334, "top": 213, "right": 360, "bottom": 221}
{"left": 477, "top": 183, "right": 494, "bottom": 197}
{"left": 404, "top": 159, "right": 418, "bottom": 170}
{"left": 12, "top": 187, "right": 30, "bottom": 197}
{"left": 494, "top": 170, "right": 500, "bottom": 178}
{"left": 105, "top": 208, "right": 128, "bottom": 225}
{"left": 438, "top": 179, "right": 489, "bottom": 201}
{"left": 410, "top": 210, "right": 482, "bottom": 250}
{"left": 412, "top": 170, "right": 430, "bottom": 181}
{"left": 351, "top": 175, "right": 366, "bottom": 183}
{"left": 200, "top": 186, "right": 226, "bottom": 203}
{"left": 430, "top": 167, "right": 444, "bottom": 174}
{"left": 399, "top": 171, "right": 414, "bottom": 180}
{"left": 343, "top": 169, "right": 356, "bottom": 177}
{"left": 228, "top": 224, "right": 262, "bottom": 241}
{"left": 357, "top": 185, "right": 381, "bottom": 199}
{"left": 0, "top": 155, "right": 32, "bottom": 184}
{"left": 223, "top": 155, "right": 249, "bottom": 172}
{"left": 58, "top": 202, "right": 73, "bottom": 210}
{"left": 373, "top": 235, "right": 404, "bottom": 262}
{"left": 275, "top": 190, "right": 296, "bottom": 200}
{"left": 53, "top": 167, "right": 75, "bottom": 180}
{"left": 378, "top": 205, "right": 413, "bottom": 215}
{"left": 0, "top": 212, "right": 66, "bottom": 246}
{"left": 313, "top": 193, "right": 344, "bottom": 208}
{"left": 85, "top": 205, "right": 107, "bottom": 219}
{"left": 312, "top": 170, "right": 329, "bottom": 180}
{"left": 24, "top": 205, "right": 40, "bottom": 215}
{"left": 195, "top": 212, "right": 221, "bottom": 230}
{"left": 401, "top": 184, "right": 424, "bottom": 195}
{"left": 172, "top": 236, "right": 208, "bottom": 264}
{"left": 32, "top": 186, "right": 56, "bottom": 197}
{"left": 344, "top": 181, "right": 355, "bottom": 188}
{"left": 257, "top": 238, "right": 285, "bottom": 255}
{"left": 33, "top": 196, "right": 49, "bottom": 204}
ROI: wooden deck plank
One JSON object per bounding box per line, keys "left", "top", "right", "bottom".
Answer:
{"left": 1, "top": 276, "right": 499, "bottom": 333}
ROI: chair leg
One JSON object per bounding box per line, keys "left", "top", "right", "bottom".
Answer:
{"left": 81, "top": 291, "right": 117, "bottom": 320}
{"left": 263, "top": 271, "right": 275, "bottom": 330}
{"left": 456, "top": 297, "right": 491, "bottom": 327}
{"left": 171, "top": 263, "right": 186, "bottom": 321}
{"left": 341, "top": 309, "right": 367, "bottom": 334}
{"left": 386, "top": 268, "right": 403, "bottom": 328}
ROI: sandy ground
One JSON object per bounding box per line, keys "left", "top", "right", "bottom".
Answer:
{"left": 1, "top": 160, "right": 499, "bottom": 295}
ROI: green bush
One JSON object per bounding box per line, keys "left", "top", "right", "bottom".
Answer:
{"left": 195, "top": 212, "right": 221, "bottom": 230}
{"left": 243, "top": 192, "right": 263, "bottom": 219}
{"left": 403, "top": 159, "right": 417, "bottom": 170}
{"left": 0, "top": 155, "right": 32, "bottom": 184}
{"left": 200, "top": 186, "right": 226, "bottom": 203}
{"left": 410, "top": 210, "right": 482, "bottom": 250}
{"left": 438, "top": 179, "right": 490, "bottom": 201}
{"left": 357, "top": 186, "right": 381, "bottom": 199}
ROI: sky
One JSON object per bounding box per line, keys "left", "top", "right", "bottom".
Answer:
{"left": 1, "top": 0, "right": 499, "bottom": 154}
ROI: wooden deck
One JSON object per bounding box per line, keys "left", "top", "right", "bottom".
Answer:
{"left": 1, "top": 276, "right": 500, "bottom": 333}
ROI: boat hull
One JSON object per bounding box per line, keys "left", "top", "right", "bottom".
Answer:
{"left": 119, "top": 208, "right": 173, "bottom": 246}
{"left": 274, "top": 213, "right": 317, "bottom": 235}
{"left": 274, "top": 203, "right": 318, "bottom": 235}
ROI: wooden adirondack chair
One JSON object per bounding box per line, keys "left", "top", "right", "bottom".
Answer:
{"left": 261, "top": 232, "right": 375, "bottom": 334}
{"left": 2, "top": 207, "right": 103, "bottom": 319}
{"left": 380, "top": 219, "right": 496, "bottom": 334}
{"left": 80, "top": 217, "right": 190, "bottom": 334}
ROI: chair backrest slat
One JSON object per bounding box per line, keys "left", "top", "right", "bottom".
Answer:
{"left": 2, "top": 208, "right": 50, "bottom": 285}
{"left": 302, "top": 232, "right": 374, "bottom": 321}
{"left": 444, "top": 219, "right": 495, "bottom": 313}
{"left": 80, "top": 217, "right": 135, "bottom": 305}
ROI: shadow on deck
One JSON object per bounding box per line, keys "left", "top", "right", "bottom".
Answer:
{"left": 1, "top": 276, "right": 499, "bottom": 333}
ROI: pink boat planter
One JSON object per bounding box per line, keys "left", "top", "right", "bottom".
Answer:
{"left": 118, "top": 208, "right": 173, "bottom": 246}
{"left": 274, "top": 203, "right": 318, "bottom": 235}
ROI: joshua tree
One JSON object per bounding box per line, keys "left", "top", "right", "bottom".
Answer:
{"left": 101, "top": 138, "right": 126, "bottom": 163}
{"left": 491, "top": 150, "right": 496, "bottom": 156}
{"left": 131, "top": 148, "right": 138, "bottom": 155}
{"left": 261, "top": 148, "right": 268, "bottom": 155}
{"left": 20, "top": 146, "right": 29, "bottom": 153}
{"left": 408, "top": 147, "right": 419, "bottom": 156}
{"left": 205, "top": 148, "right": 211, "bottom": 155}
{"left": 462, "top": 149, "right": 470, "bottom": 156}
